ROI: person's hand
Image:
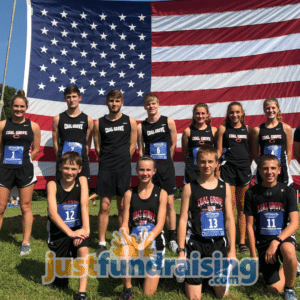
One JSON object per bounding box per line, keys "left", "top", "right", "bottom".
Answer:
{"left": 69, "top": 228, "right": 88, "bottom": 239}
{"left": 265, "top": 240, "right": 280, "bottom": 264}
{"left": 73, "top": 238, "right": 83, "bottom": 247}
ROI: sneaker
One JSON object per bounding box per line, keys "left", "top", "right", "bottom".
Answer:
{"left": 285, "top": 289, "right": 298, "bottom": 300}
{"left": 76, "top": 292, "right": 88, "bottom": 300}
{"left": 297, "top": 256, "right": 300, "bottom": 276}
{"left": 118, "top": 288, "right": 133, "bottom": 300}
{"left": 96, "top": 245, "right": 107, "bottom": 256}
{"left": 20, "top": 244, "right": 31, "bottom": 256}
{"left": 169, "top": 240, "right": 178, "bottom": 253}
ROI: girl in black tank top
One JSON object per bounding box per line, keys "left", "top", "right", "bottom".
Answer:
{"left": 182, "top": 103, "right": 217, "bottom": 183}
{"left": 253, "top": 98, "right": 293, "bottom": 186}
{"left": 120, "top": 156, "right": 168, "bottom": 297}
{"left": 216, "top": 102, "right": 252, "bottom": 253}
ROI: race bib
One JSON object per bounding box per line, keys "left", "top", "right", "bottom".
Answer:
{"left": 150, "top": 142, "right": 167, "bottom": 160}
{"left": 193, "top": 147, "right": 200, "bottom": 165}
{"left": 263, "top": 145, "right": 281, "bottom": 162}
{"left": 57, "top": 202, "right": 81, "bottom": 228}
{"left": 201, "top": 211, "right": 225, "bottom": 237}
{"left": 131, "top": 223, "right": 156, "bottom": 248}
{"left": 260, "top": 211, "right": 283, "bottom": 236}
{"left": 3, "top": 145, "right": 24, "bottom": 165}
{"left": 62, "top": 141, "right": 83, "bottom": 155}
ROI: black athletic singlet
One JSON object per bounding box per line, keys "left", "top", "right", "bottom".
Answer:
{"left": 130, "top": 185, "right": 164, "bottom": 250}
{"left": 187, "top": 180, "right": 226, "bottom": 240}
{"left": 259, "top": 122, "right": 287, "bottom": 166}
{"left": 57, "top": 112, "right": 89, "bottom": 166}
{"left": 98, "top": 114, "right": 131, "bottom": 170}
{"left": 1, "top": 118, "right": 33, "bottom": 169}
{"left": 222, "top": 124, "right": 250, "bottom": 167}
{"left": 141, "top": 116, "right": 172, "bottom": 164}
{"left": 186, "top": 126, "right": 214, "bottom": 169}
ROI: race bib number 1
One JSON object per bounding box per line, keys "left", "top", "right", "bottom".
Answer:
{"left": 3, "top": 145, "right": 24, "bottom": 165}
{"left": 150, "top": 142, "right": 167, "bottom": 160}
{"left": 62, "top": 141, "right": 83, "bottom": 155}
{"left": 57, "top": 202, "right": 81, "bottom": 228}
{"left": 260, "top": 211, "right": 283, "bottom": 236}
{"left": 263, "top": 145, "right": 281, "bottom": 162}
{"left": 201, "top": 211, "right": 225, "bottom": 237}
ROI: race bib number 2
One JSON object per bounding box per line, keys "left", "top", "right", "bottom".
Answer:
{"left": 201, "top": 211, "right": 225, "bottom": 237}
{"left": 57, "top": 202, "right": 81, "bottom": 228}
{"left": 150, "top": 142, "right": 167, "bottom": 160}
{"left": 3, "top": 145, "right": 24, "bottom": 165}
{"left": 62, "top": 141, "right": 83, "bottom": 155}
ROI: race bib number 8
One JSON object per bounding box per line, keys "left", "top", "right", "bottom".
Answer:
{"left": 3, "top": 145, "right": 24, "bottom": 165}
{"left": 260, "top": 211, "right": 283, "bottom": 236}
{"left": 193, "top": 147, "right": 200, "bottom": 165}
{"left": 62, "top": 141, "right": 83, "bottom": 155}
{"left": 150, "top": 142, "right": 167, "bottom": 160}
{"left": 263, "top": 145, "right": 281, "bottom": 162}
{"left": 57, "top": 202, "right": 81, "bottom": 228}
{"left": 201, "top": 211, "right": 225, "bottom": 237}
{"left": 131, "top": 223, "right": 156, "bottom": 248}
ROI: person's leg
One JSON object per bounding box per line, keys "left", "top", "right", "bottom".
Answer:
{"left": 213, "top": 285, "right": 227, "bottom": 298}
{"left": 143, "top": 276, "right": 159, "bottom": 295}
{"left": 18, "top": 184, "right": 35, "bottom": 244}
{"left": 266, "top": 267, "right": 285, "bottom": 294}
{"left": 281, "top": 242, "right": 297, "bottom": 289}
{"left": 185, "top": 282, "right": 202, "bottom": 300}
{"left": 97, "top": 196, "right": 111, "bottom": 243}
{"left": 77, "top": 246, "right": 89, "bottom": 293}
{"left": 116, "top": 196, "right": 124, "bottom": 228}
{"left": 230, "top": 185, "right": 236, "bottom": 213}
{"left": 166, "top": 194, "right": 176, "bottom": 231}
{"left": 0, "top": 186, "right": 11, "bottom": 230}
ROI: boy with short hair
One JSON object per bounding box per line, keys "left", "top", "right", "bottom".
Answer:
{"left": 245, "top": 155, "right": 299, "bottom": 300}
{"left": 178, "top": 145, "right": 236, "bottom": 300}
{"left": 47, "top": 152, "right": 90, "bottom": 300}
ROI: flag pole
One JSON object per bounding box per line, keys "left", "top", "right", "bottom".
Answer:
{"left": 0, "top": 0, "right": 17, "bottom": 118}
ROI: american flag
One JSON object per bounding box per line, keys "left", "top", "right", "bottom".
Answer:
{"left": 24, "top": 0, "right": 300, "bottom": 189}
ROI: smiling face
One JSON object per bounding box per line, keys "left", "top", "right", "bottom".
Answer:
{"left": 228, "top": 104, "right": 243, "bottom": 125}
{"left": 197, "top": 152, "right": 218, "bottom": 177}
{"left": 258, "top": 159, "right": 281, "bottom": 187}
{"left": 106, "top": 97, "right": 123, "bottom": 114}
{"left": 144, "top": 98, "right": 159, "bottom": 116}
{"left": 59, "top": 161, "right": 82, "bottom": 183}
{"left": 193, "top": 107, "right": 208, "bottom": 125}
{"left": 264, "top": 101, "right": 279, "bottom": 120}
{"left": 12, "top": 98, "right": 27, "bottom": 119}
{"left": 64, "top": 92, "right": 82, "bottom": 109}
{"left": 136, "top": 159, "right": 156, "bottom": 184}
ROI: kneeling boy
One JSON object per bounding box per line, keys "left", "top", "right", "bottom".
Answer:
{"left": 47, "top": 152, "right": 90, "bottom": 300}
{"left": 245, "top": 155, "right": 299, "bottom": 300}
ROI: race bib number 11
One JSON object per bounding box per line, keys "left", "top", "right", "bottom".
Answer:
{"left": 260, "top": 211, "right": 283, "bottom": 236}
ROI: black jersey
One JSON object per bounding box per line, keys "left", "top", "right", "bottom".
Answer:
{"left": 129, "top": 185, "right": 164, "bottom": 250}
{"left": 1, "top": 118, "right": 34, "bottom": 169}
{"left": 294, "top": 126, "right": 300, "bottom": 142}
{"left": 222, "top": 124, "right": 250, "bottom": 166}
{"left": 142, "top": 115, "right": 172, "bottom": 164}
{"left": 49, "top": 178, "right": 81, "bottom": 238}
{"left": 57, "top": 112, "right": 89, "bottom": 165}
{"left": 187, "top": 180, "right": 226, "bottom": 240}
{"left": 259, "top": 122, "right": 287, "bottom": 166}
{"left": 186, "top": 125, "right": 214, "bottom": 169}
{"left": 244, "top": 182, "right": 298, "bottom": 247}
{"left": 98, "top": 114, "right": 131, "bottom": 170}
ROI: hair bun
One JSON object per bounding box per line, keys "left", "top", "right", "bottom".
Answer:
{"left": 17, "top": 90, "right": 25, "bottom": 97}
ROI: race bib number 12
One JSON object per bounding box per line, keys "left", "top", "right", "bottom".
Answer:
{"left": 57, "top": 202, "right": 81, "bottom": 228}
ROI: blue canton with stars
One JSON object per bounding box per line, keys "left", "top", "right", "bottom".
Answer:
{"left": 27, "top": 0, "right": 151, "bottom": 106}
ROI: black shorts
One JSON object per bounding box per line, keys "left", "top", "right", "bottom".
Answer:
{"left": 97, "top": 162, "right": 131, "bottom": 197}
{"left": 220, "top": 162, "right": 251, "bottom": 187}
{"left": 0, "top": 164, "right": 37, "bottom": 189}
{"left": 184, "top": 165, "right": 200, "bottom": 184}
{"left": 185, "top": 236, "right": 227, "bottom": 285}
{"left": 153, "top": 162, "right": 177, "bottom": 195}
{"left": 257, "top": 236, "right": 296, "bottom": 286}
{"left": 56, "top": 162, "right": 90, "bottom": 182}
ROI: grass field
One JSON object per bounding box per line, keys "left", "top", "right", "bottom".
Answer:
{"left": 0, "top": 198, "right": 300, "bottom": 300}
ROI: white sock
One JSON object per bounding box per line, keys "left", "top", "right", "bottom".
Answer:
{"left": 99, "top": 242, "right": 106, "bottom": 246}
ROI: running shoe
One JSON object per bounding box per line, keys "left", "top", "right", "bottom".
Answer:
{"left": 20, "top": 244, "right": 31, "bottom": 256}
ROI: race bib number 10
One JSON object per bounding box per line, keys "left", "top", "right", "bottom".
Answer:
{"left": 57, "top": 202, "right": 81, "bottom": 228}
{"left": 62, "top": 141, "right": 83, "bottom": 155}
{"left": 201, "top": 211, "right": 225, "bottom": 237}
{"left": 260, "top": 211, "right": 283, "bottom": 236}
{"left": 3, "top": 145, "right": 24, "bottom": 165}
{"left": 150, "top": 142, "right": 167, "bottom": 160}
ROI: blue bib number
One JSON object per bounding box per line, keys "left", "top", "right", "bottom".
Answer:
{"left": 201, "top": 211, "right": 225, "bottom": 237}
{"left": 193, "top": 147, "right": 200, "bottom": 165}
{"left": 260, "top": 211, "right": 283, "bottom": 235}
{"left": 57, "top": 202, "right": 81, "bottom": 228}
{"left": 62, "top": 141, "right": 83, "bottom": 155}
{"left": 3, "top": 145, "right": 24, "bottom": 165}
{"left": 150, "top": 142, "right": 167, "bottom": 160}
{"left": 263, "top": 145, "right": 281, "bottom": 162}
{"left": 132, "top": 224, "right": 156, "bottom": 248}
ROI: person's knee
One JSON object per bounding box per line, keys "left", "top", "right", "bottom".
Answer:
{"left": 267, "top": 285, "right": 282, "bottom": 294}
{"left": 20, "top": 203, "right": 32, "bottom": 214}
{"left": 0, "top": 204, "right": 6, "bottom": 216}
{"left": 280, "top": 242, "right": 296, "bottom": 261}
{"left": 100, "top": 200, "right": 111, "bottom": 213}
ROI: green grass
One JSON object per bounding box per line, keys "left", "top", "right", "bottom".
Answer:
{"left": 0, "top": 198, "right": 300, "bottom": 299}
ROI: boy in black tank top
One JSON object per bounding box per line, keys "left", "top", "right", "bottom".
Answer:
{"left": 137, "top": 93, "right": 178, "bottom": 253}
{"left": 93, "top": 90, "right": 137, "bottom": 255}
{"left": 245, "top": 155, "right": 298, "bottom": 299}
{"left": 178, "top": 145, "right": 236, "bottom": 300}
{"left": 47, "top": 152, "right": 90, "bottom": 300}
{"left": 52, "top": 85, "right": 93, "bottom": 181}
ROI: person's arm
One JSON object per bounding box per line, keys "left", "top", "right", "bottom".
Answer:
{"left": 0, "top": 120, "right": 6, "bottom": 158}
{"left": 47, "top": 181, "right": 87, "bottom": 239}
{"left": 79, "top": 176, "right": 90, "bottom": 237}
{"left": 181, "top": 127, "right": 190, "bottom": 162}
{"left": 137, "top": 123, "right": 144, "bottom": 157}
{"left": 177, "top": 184, "right": 191, "bottom": 259}
{"left": 129, "top": 117, "right": 137, "bottom": 157}
{"left": 283, "top": 122, "right": 293, "bottom": 165}
{"left": 252, "top": 126, "right": 260, "bottom": 164}
{"left": 86, "top": 116, "right": 94, "bottom": 155}
{"left": 93, "top": 119, "right": 101, "bottom": 158}
{"left": 246, "top": 125, "right": 253, "bottom": 164}
{"left": 30, "top": 121, "right": 41, "bottom": 160}
{"left": 52, "top": 115, "right": 60, "bottom": 157}
{"left": 224, "top": 182, "right": 236, "bottom": 258}
{"left": 168, "top": 117, "right": 177, "bottom": 158}
{"left": 121, "top": 189, "right": 132, "bottom": 236}
{"left": 246, "top": 215, "right": 257, "bottom": 258}
{"left": 216, "top": 125, "right": 225, "bottom": 158}
{"left": 212, "top": 126, "right": 217, "bottom": 145}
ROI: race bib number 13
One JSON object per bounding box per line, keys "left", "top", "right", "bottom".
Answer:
{"left": 201, "top": 211, "right": 225, "bottom": 237}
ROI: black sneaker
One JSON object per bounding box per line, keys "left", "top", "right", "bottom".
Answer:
{"left": 118, "top": 288, "right": 133, "bottom": 300}
{"left": 75, "top": 292, "right": 88, "bottom": 300}
{"left": 96, "top": 245, "right": 107, "bottom": 256}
